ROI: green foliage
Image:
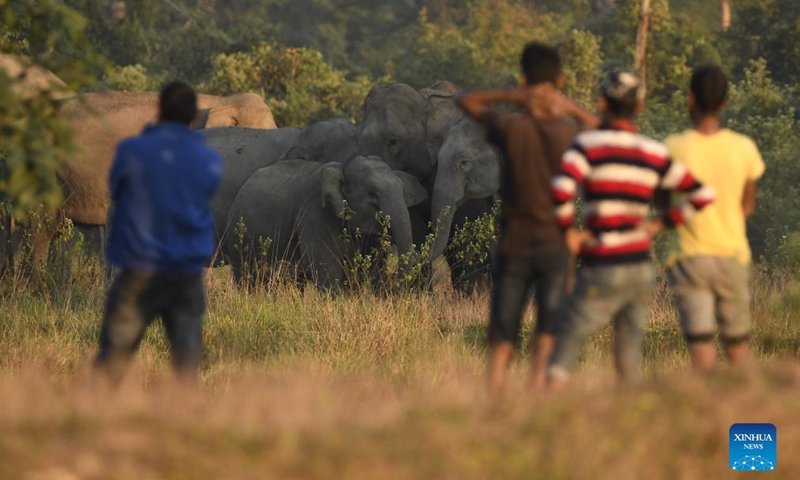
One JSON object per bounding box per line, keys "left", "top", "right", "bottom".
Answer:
{"left": 446, "top": 201, "right": 498, "bottom": 286}
{"left": 561, "top": 30, "right": 604, "bottom": 108}
{"left": 65, "top": 0, "right": 230, "bottom": 86}
{"left": 3, "top": 0, "right": 800, "bottom": 275}
{"left": 391, "top": 2, "right": 566, "bottom": 89}
{"left": 0, "top": 0, "right": 101, "bottom": 219}
{"left": 724, "top": 60, "right": 800, "bottom": 270}
{"left": 205, "top": 41, "right": 372, "bottom": 127}
{"left": 723, "top": 0, "right": 800, "bottom": 85}
{"left": 103, "top": 63, "right": 160, "bottom": 92}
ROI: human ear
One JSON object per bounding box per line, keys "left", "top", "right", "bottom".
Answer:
{"left": 556, "top": 74, "right": 566, "bottom": 90}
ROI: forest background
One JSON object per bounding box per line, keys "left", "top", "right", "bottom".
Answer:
{"left": 2, "top": 0, "right": 799, "bottom": 270}
{"left": 1, "top": 4, "right": 800, "bottom": 477}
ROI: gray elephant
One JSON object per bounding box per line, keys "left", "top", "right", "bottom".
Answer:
{"left": 226, "top": 156, "right": 428, "bottom": 288}
{"left": 358, "top": 81, "right": 500, "bottom": 286}
{"left": 205, "top": 118, "right": 359, "bottom": 261}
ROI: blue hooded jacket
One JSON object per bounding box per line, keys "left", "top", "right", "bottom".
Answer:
{"left": 107, "top": 123, "right": 223, "bottom": 273}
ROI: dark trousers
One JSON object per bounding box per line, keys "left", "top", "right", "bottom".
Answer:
{"left": 95, "top": 269, "right": 206, "bottom": 381}
{"left": 488, "top": 248, "right": 570, "bottom": 346}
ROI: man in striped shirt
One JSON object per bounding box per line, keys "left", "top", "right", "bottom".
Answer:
{"left": 546, "top": 71, "right": 715, "bottom": 389}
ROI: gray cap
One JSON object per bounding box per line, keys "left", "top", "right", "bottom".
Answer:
{"left": 600, "top": 70, "right": 646, "bottom": 105}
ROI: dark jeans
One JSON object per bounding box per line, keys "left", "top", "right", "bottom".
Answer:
{"left": 95, "top": 269, "right": 206, "bottom": 381}
{"left": 488, "top": 248, "right": 570, "bottom": 346}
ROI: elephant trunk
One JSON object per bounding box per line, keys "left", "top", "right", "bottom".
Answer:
{"left": 379, "top": 192, "right": 414, "bottom": 255}
{"left": 429, "top": 176, "right": 461, "bottom": 261}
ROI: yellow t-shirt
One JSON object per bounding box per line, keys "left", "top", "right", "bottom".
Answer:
{"left": 666, "top": 129, "right": 765, "bottom": 265}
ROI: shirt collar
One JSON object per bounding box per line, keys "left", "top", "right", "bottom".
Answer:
{"left": 143, "top": 122, "right": 201, "bottom": 138}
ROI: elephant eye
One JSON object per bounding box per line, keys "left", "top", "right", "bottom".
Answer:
{"left": 388, "top": 137, "right": 398, "bottom": 147}
{"left": 460, "top": 160, "right": 471, "bottom": 171}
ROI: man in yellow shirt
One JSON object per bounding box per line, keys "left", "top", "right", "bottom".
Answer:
{"left": 666, "top": 66, "right": 765, "bottom": 372}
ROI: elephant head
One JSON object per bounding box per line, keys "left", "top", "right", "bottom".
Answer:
{"left": 319, "top": 156, "right": 428, "bottom": 255}
{"left": 358, "top": 82, "right": 500, "bottom": 261}
{"left": 358, "top": 83, "right": 460, "bottom": 184}
{"left": 429, "top": 118, "right": 501, "bottom": 260}
{"left": 192, "top": 93, "right": 277, "bottom": 130}
{"left": 277, "top": 118, "right": 359, "bottom": 164}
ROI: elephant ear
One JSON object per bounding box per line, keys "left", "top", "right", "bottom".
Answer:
{"left": 394, "top": 171, "right": 429, "bottom": 207}
{"left": 278, "top": 145, "right": 311, "bottom": 162}
{"left": 320, "top": 163, "right": 346, "bottom": 219}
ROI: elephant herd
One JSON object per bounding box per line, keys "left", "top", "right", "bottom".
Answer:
{"left": 3, "top": 56, "right": 504, "bottom": 290}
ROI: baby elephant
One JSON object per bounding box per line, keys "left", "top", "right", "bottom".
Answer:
{"left": 226, "top": 156, "right": 428, "bottom": 288}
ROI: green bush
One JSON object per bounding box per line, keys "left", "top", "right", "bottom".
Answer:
{"left": 103, "top": 63, "right": 161, "bottom": 92}
{"left": 205, "top": 41, "right": 371, "bottom": 127}
{"left": 0, "top": 0, "right": 101, "bottom": 219}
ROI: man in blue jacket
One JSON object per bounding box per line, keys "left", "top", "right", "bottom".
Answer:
{"left": 95, "top": 81, "right": 223, "bottom": 383}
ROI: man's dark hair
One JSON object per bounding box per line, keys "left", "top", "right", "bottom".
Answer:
{"left": 159, "top": 81, "right": 198, "bottom": 125}
{"left": 520, "top": 43, "right": 562, "bottom": 85}
{"left": 600, "top": 70, "right": 644, "bottom": 119}
{"left": 691, "top": 65, "right": 728, "bottom": 116}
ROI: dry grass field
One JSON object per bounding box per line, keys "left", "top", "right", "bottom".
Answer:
{"left": 1, "top": 260, "right": 799, "bottom": 479}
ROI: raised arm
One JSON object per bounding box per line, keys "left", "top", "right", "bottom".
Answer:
{"left": 533, "top": 87, "right": 601, "bottom": 129}
{"left": 455, "top": 89, "right": 527, "bottom": 123}
{"left": 456, "top": 85, "right": 600, "bottom": 129}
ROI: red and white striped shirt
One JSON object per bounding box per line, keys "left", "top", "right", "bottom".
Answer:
{"left": 552, "top": 121, "right": 715, "bottom": 265}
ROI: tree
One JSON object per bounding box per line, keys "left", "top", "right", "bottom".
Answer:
{"left": 205, "top": 41, "right": 371, "bottom": 126}
{"left": 721, "top": 0, "right": 730, "bottom": 31}
{"left": 0, "top": 0, "right": 101, "bottom": 219}
{"left": 561, "top": 30, "right": 604, "bottom": 108}
{"left": 635, "top": 0, "right": 651, "bottom": 89}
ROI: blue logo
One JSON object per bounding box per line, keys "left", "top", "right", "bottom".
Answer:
{"left": 729, "top": 423, "right": 777, "bottom": 472}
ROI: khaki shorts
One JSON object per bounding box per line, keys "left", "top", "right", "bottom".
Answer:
{"left": 667, "top": 256, "right": 751, "bottom": 343}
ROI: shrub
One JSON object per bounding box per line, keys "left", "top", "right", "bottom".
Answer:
{"left": 205, "top": 41, "right": 371, "bottom": 127}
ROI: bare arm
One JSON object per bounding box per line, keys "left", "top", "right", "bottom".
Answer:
{"left": 742, "top": 180, "right": 757, "bottom": 218}
{"left": 529, "top": 86, "right": 601, "bottom": 128}
{"left": 457, "top": 85, "right": 601, "bottom": 128}
{"left": 564, "top": 102, "right": 602, "bottom": 129}
{"left": 455, "top": 89, "right": 527, "bottom": 123}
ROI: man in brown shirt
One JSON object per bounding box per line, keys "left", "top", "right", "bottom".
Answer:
{"left": 457, "top": 43, "right": 598, "bottom": 396}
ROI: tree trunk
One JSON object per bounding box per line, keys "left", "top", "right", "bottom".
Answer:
{"left": 721, "top": 0, "right": 731, "bottom": 31}
{"left": 635, "top": 0, "right": 651, "bottom": 92}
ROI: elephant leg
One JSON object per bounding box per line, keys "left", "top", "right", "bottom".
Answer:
{"left": 305, "top": 241, "right": 345, "bottom": 290}
{"left": 317, "top": 261, "right": 345, "bottom": 291}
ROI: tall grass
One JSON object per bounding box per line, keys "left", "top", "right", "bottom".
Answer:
{"left": 1, "top": 226, "right": 799, "bottom": 478}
